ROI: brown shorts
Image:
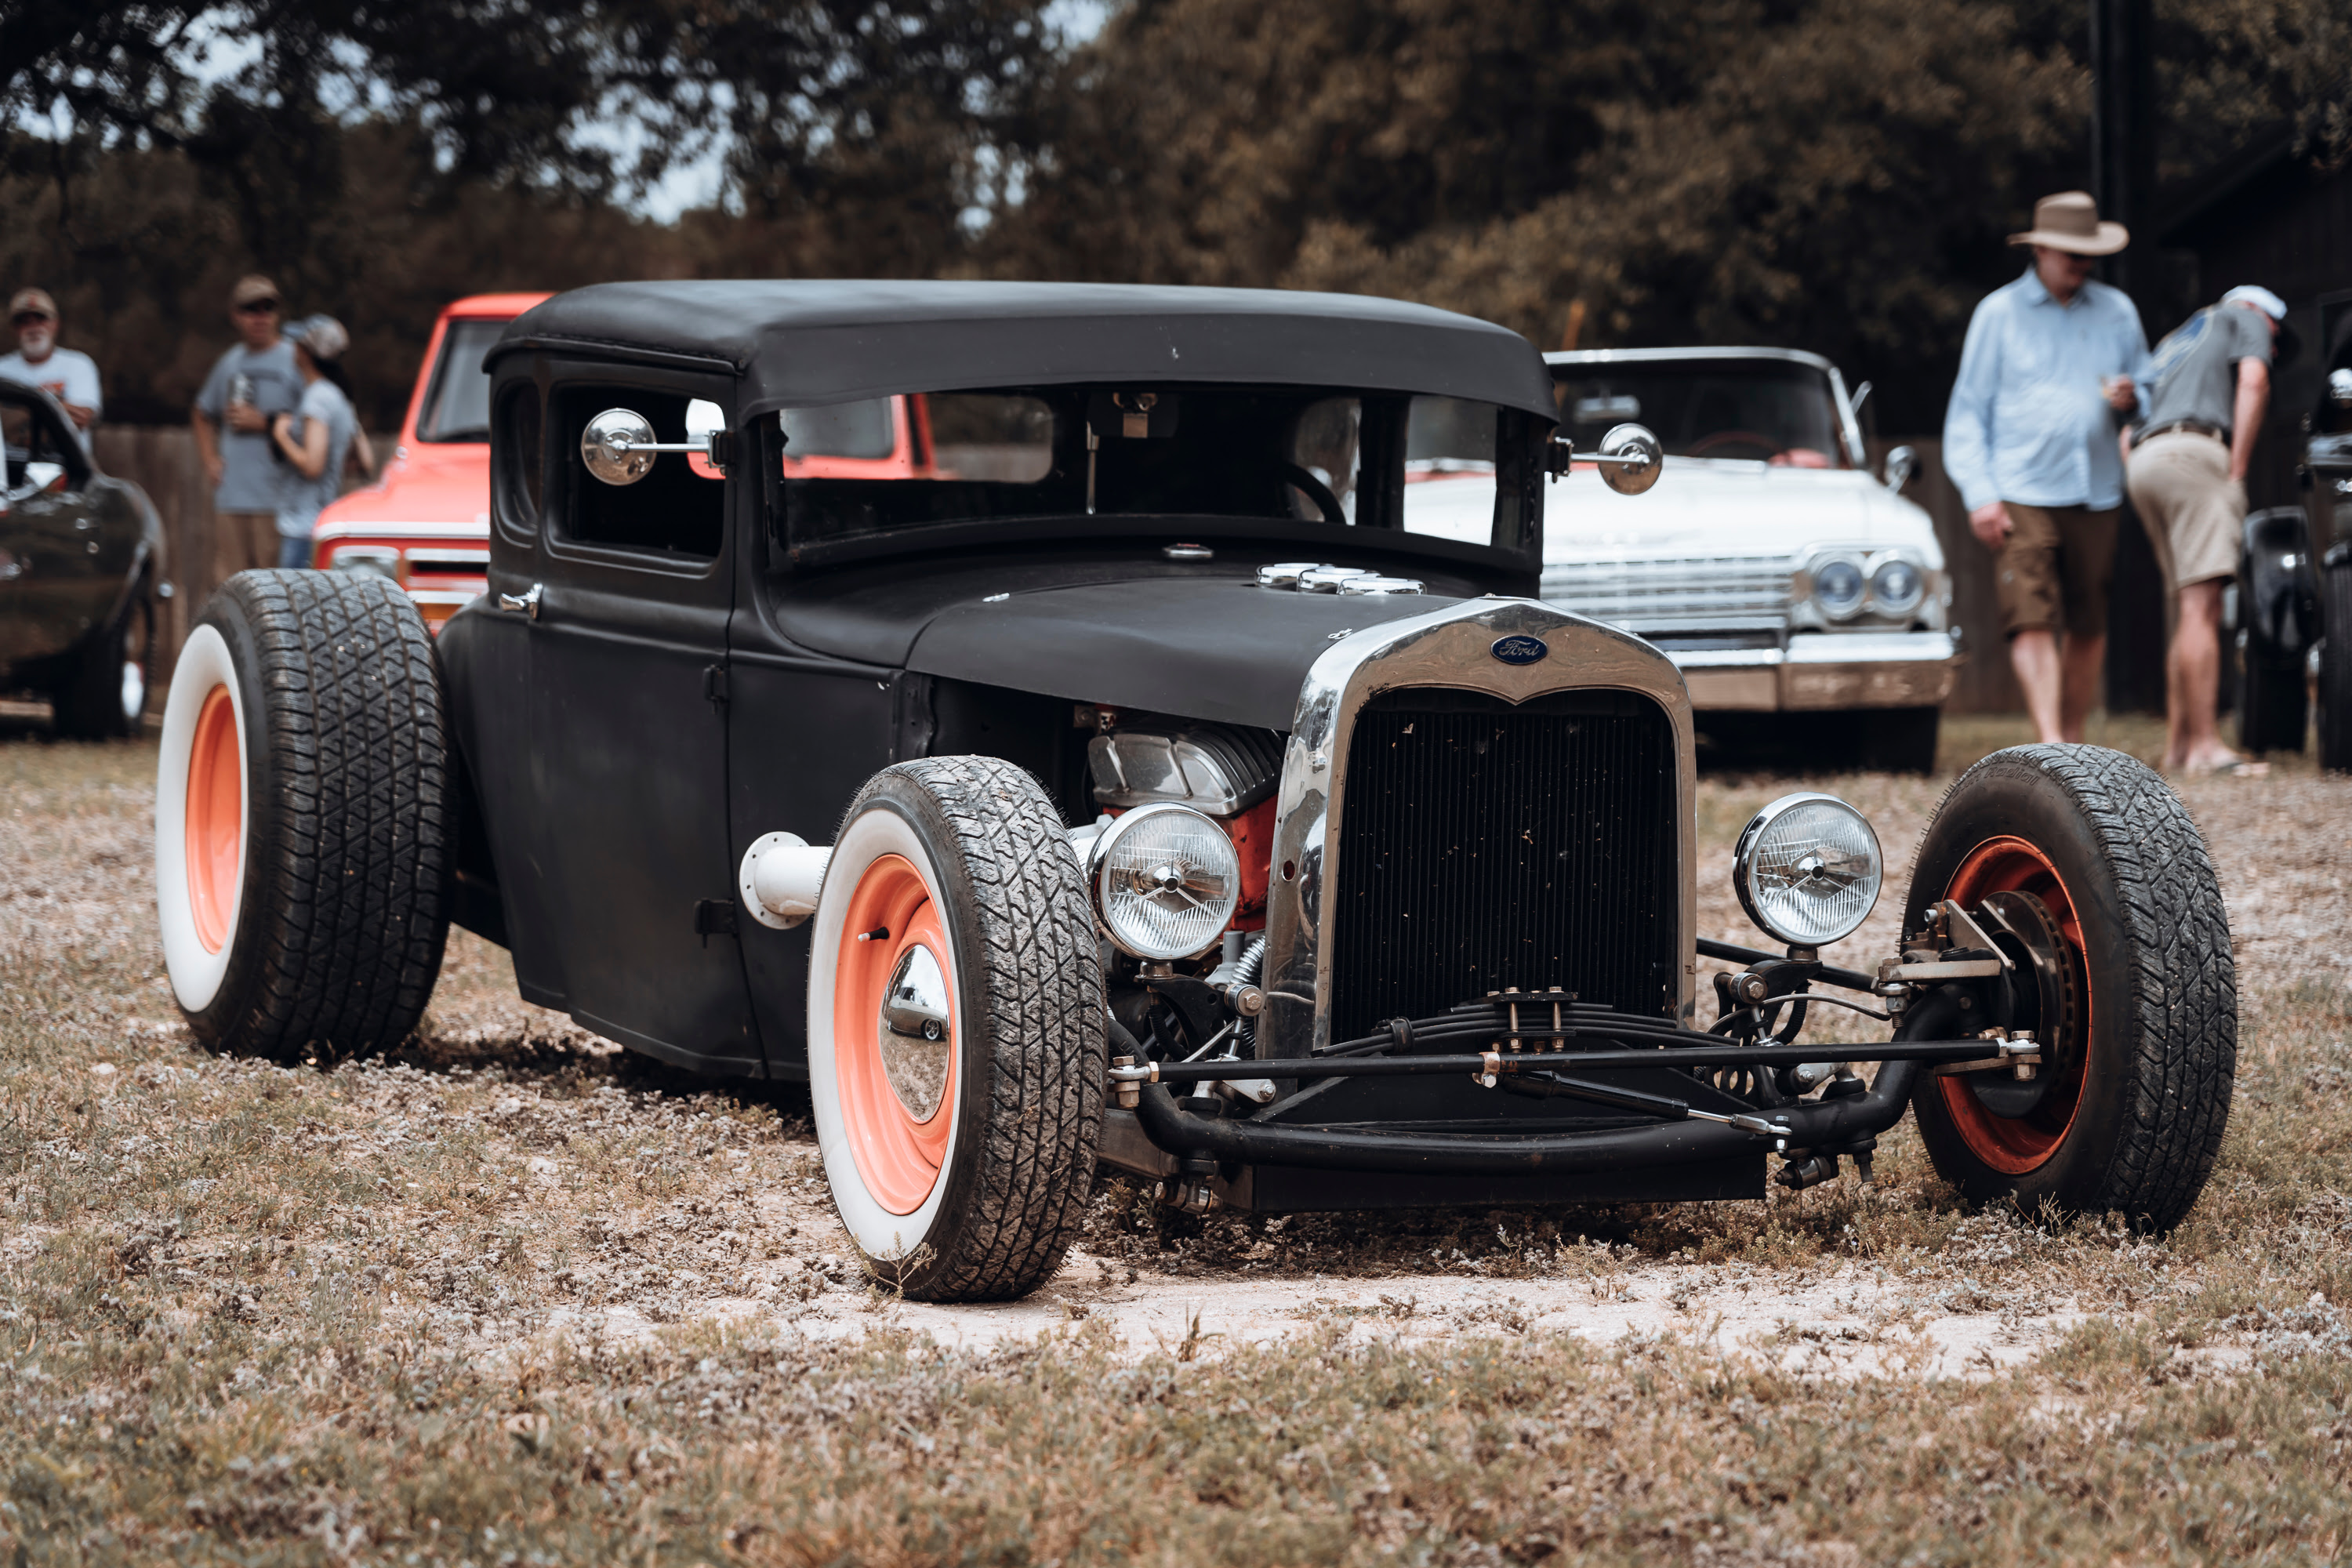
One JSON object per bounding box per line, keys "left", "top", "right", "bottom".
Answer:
{"left": 1993, "top": 502, "right": 2118, "bottom": 640}
{"left": 2125, "top": 430, "right": 2243, "bottom": 590}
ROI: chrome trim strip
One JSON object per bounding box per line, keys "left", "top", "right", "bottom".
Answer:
{"left": 405, "top": 590, "right": 483, "bottom": 607}
{"left": 313, "top": 520, "right": 492, "bottom": 543}
{"left": 1783, "top": 630, "right": 1957, "bottom": 665}
{"left": 1545, "top": 346, "right": 1838, "bottom": 373}
{"left": 1259, "top": 597, "right": 1697, "bottom": 1058}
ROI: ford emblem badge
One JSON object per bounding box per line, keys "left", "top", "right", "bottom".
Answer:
{"left": 1490, "top": 634, "right": 1549, "bottom": 666}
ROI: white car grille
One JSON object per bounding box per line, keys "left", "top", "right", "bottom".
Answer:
{"left": 1540, "top": 554, "right": 1795, "bottom": 625}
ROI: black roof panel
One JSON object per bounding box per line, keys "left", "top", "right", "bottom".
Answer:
{"left": 493, "top": 279, "right": 1556, "bottom": 419}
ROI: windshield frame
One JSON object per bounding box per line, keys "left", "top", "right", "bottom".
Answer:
{"left": 1544, "top": 347, "right": 1865, "bottom": 470}
{"left": 763, "top": 382, "right": 1548, "bottom": 574}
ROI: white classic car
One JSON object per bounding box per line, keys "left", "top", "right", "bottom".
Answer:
{"left": 1535, "top": 348, "right": 1958, "bottom": 772}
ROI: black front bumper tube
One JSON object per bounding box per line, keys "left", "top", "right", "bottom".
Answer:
{"left": 1131, "top": 992, "right": 1960, "bottom": 1177}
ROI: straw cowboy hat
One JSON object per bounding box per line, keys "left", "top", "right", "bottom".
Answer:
{"left": 2008, "top": 191, "right": 2129, "bottom": 256}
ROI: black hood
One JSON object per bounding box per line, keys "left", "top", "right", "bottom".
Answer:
{"left": 905, "top": 578, "right": 1461, "bottom": 731}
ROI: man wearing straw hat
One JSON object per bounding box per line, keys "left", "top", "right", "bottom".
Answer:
{"left": 1944, "top": 191, "right": 2151, "bottom": 745}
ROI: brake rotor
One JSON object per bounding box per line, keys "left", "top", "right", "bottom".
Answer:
{"left": 1966, "top": 889, "right": 2082, "bottom": 1119}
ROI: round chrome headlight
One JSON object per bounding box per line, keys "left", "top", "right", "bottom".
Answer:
{"left": 1871, "top": 556, "right": 1924, "bottom": 615}
{"left": 1090, "top": 802, "right": 1241, "bottom": 960}
{"left": 1811, "top": 557, "right": 1866, "bottom": 619}
{"left": 1732, "top": 793, "right": 1882, "bottom": 947}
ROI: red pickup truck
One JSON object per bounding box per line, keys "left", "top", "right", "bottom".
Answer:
{"left": 310, "top": 293, "right": 550, "bottom": 627}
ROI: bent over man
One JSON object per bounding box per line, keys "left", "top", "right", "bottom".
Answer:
{"left": 2125, "top": 284, "right": 2287, "bottom": 775}
{"left": 1944, "top": 191, "right": 2149, "bottom": 743}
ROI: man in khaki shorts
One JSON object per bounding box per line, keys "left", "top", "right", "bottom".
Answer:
{"left": 2124, "top": 285, "right": 2286, "bottom": 774}
{"left": 1944, "top": 193, "right": 2151, "bottom": 744}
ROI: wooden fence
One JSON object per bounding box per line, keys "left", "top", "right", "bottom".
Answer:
{"left": 96, "top": 426, "right": 2049, "bottom": 715}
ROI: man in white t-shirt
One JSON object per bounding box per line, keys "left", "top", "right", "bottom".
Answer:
{"left": 0, "top": 289, "right": 103, "bottom": 452}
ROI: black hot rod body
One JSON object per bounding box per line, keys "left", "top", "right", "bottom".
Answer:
{"left": 154, "top": 281, "right": 2238, "bottom": 1302}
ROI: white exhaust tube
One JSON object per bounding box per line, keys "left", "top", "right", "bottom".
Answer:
{"left": 738, "top": 831, "right": 832, "bottom": 929}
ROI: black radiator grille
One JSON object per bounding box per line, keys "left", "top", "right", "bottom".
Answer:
{"left": 1328, "top": 689, "right": 1678, "bottom": 1040}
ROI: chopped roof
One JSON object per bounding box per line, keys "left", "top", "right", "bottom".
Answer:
{"left": 492, "top": 279, "right": 1557, "bottom": 419}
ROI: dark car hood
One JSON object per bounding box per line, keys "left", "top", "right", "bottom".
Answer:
{"left": 902, "top": 577, "right": 1463, "bottom": 731}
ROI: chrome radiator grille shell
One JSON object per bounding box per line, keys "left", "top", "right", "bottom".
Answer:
{"left": 1258, "top": 598, "right": 1697, "bottom": 1058}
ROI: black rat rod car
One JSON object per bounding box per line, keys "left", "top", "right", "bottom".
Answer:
{"left": 153, "top": 282, "right": 2237, "bottom": 1301}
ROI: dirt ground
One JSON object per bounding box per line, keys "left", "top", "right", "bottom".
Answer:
{"left": 4, "top": 710, "right": 2350, "bottom": 1563}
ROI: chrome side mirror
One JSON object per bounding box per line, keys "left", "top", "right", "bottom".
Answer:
{"left": 581, "top": 408, "right": 659, "bottom": 486}
{"left": 1595, "top": 423, "right": 1663, "bottom": 495}
{"left": 579, "top": 403, "right": 733, "bottom": 487}
{"left": 1882, "top": 444, "right": 1918, "bottom": 493}
{"left": 1546, "top": 422, "right": 1663, "bottom": 495}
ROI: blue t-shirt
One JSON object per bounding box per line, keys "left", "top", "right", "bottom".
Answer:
{"left": 274, "top": 379, "right": 357, "bottom": 539}
{"left": 196, "top": 339, "right": 302, "bottom": 513}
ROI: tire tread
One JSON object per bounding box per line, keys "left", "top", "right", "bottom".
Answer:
{"left": 1914, "top": 744, "right": 2234, "bottom": 1230}
{"left": 195, "top": 569, "right": 450, "bottom": 1059}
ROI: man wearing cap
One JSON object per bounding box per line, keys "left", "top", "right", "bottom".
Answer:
{"left": 1944, "top": 191, "right": 2151, "bottom": 745}
{"left": 2124, "top": 284, "right": 2289, "bottom": 775}
{"left": 0, "top": 289, "right": 103, "bottom": 452}
{"left": 192, "top": 276, "right": 302, "bottom": 588}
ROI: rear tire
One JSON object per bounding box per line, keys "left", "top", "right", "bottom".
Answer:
{"left": 1907, "top": 745, "right": 2234, "bottom": 1232}
{"left": 154, "top": 569, "right": 452, "bottom": 1061}
{"left": 52, "top": 593, "right": 152, "bottom": 739}
{"left": 2321, "top": 561, "right": 2352, "bottom": 774}
{"left": 807, "top": 757, "right": 1104, "bottom": 1301}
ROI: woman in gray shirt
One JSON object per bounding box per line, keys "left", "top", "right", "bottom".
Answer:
{"left": 267, "top": 316, "right": 376, "bottom": 568}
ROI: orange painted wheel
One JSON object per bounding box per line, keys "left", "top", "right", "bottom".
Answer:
{"left": 1933, "top": 837, "right": 2086, "bottom": 1174}
{"left": 154, "top": 570, "right": 451, "bottom": 1058}
{"left": 831, "top": 854, "right": 959, "bottom": 1216}
{"left": 186, "top": 684, "right": 243, "bottom": 954}
{"left": 807, "top": 757, "right": 1105, "bottom": 1301}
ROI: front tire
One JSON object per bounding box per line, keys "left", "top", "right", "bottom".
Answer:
{"left": 1907, "top": 745, "right": 2234, "bottom": 1232}
{"left": 807, "top": 757, "right": 1104, "bottom": 1301}
{"left": 154, "top": 569, "right": 452, "bottom": 1060}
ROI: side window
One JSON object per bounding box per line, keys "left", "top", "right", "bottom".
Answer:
{"left": 494, "top": 384, "right": 543, "bottom": 540}
{"left": 557, "top": 385, "right": 726, "bottom": 560}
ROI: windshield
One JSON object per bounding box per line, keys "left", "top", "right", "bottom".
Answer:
{"left": 416, "top": 318, "right": 512, "bottom": 443}
{"left": 775, "top": 386, "right": 1537, "bottom": 553}
{"left": 1551, "top": 359, "right": 1848, "bottom": 467}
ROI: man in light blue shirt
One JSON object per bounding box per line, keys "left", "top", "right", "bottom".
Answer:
{"left": 1944, "top": 191, "right": 2150, "bottom": 744}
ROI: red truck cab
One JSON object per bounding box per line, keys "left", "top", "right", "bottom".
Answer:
{"left": 310, "top": 292, "right": 550, "bottom": 628}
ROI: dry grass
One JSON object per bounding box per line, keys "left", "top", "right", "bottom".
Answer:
{"left": 2, "top": 712, "right": 2350, "bottom": 1564}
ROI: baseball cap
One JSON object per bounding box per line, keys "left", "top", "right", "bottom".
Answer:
{"left": 285, "top": 314, "right": 350, "bottom": 362}
{"left": 230, "top": 274, "right": 282, "bottom": 310}
{"left": 8, "top": 289, "right": 57, "bottom": 321}
{"left": 2221, "top": 285, "right": 2288, "bottom": 321}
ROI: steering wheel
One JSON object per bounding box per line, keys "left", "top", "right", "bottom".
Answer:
{"left": 1281, "top": 463, "right": 1348, "bottom": 527}
{"left": 1686, "top": 429, "right": 1786, "bottom": 461}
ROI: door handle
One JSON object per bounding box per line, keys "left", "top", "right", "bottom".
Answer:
{"left": 498, "top": 583, "right": 543, "bottom": 619}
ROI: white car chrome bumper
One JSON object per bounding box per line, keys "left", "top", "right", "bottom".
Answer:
{"left": 1663, "top": 630, "right": 1961, "bottom": 712}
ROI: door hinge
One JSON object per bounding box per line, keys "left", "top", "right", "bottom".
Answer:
{"left": 703, "top": 662, "right": 729, "bottom": 705}
{"left": 695, "top": 898, "right": 739, "bottom": 941}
